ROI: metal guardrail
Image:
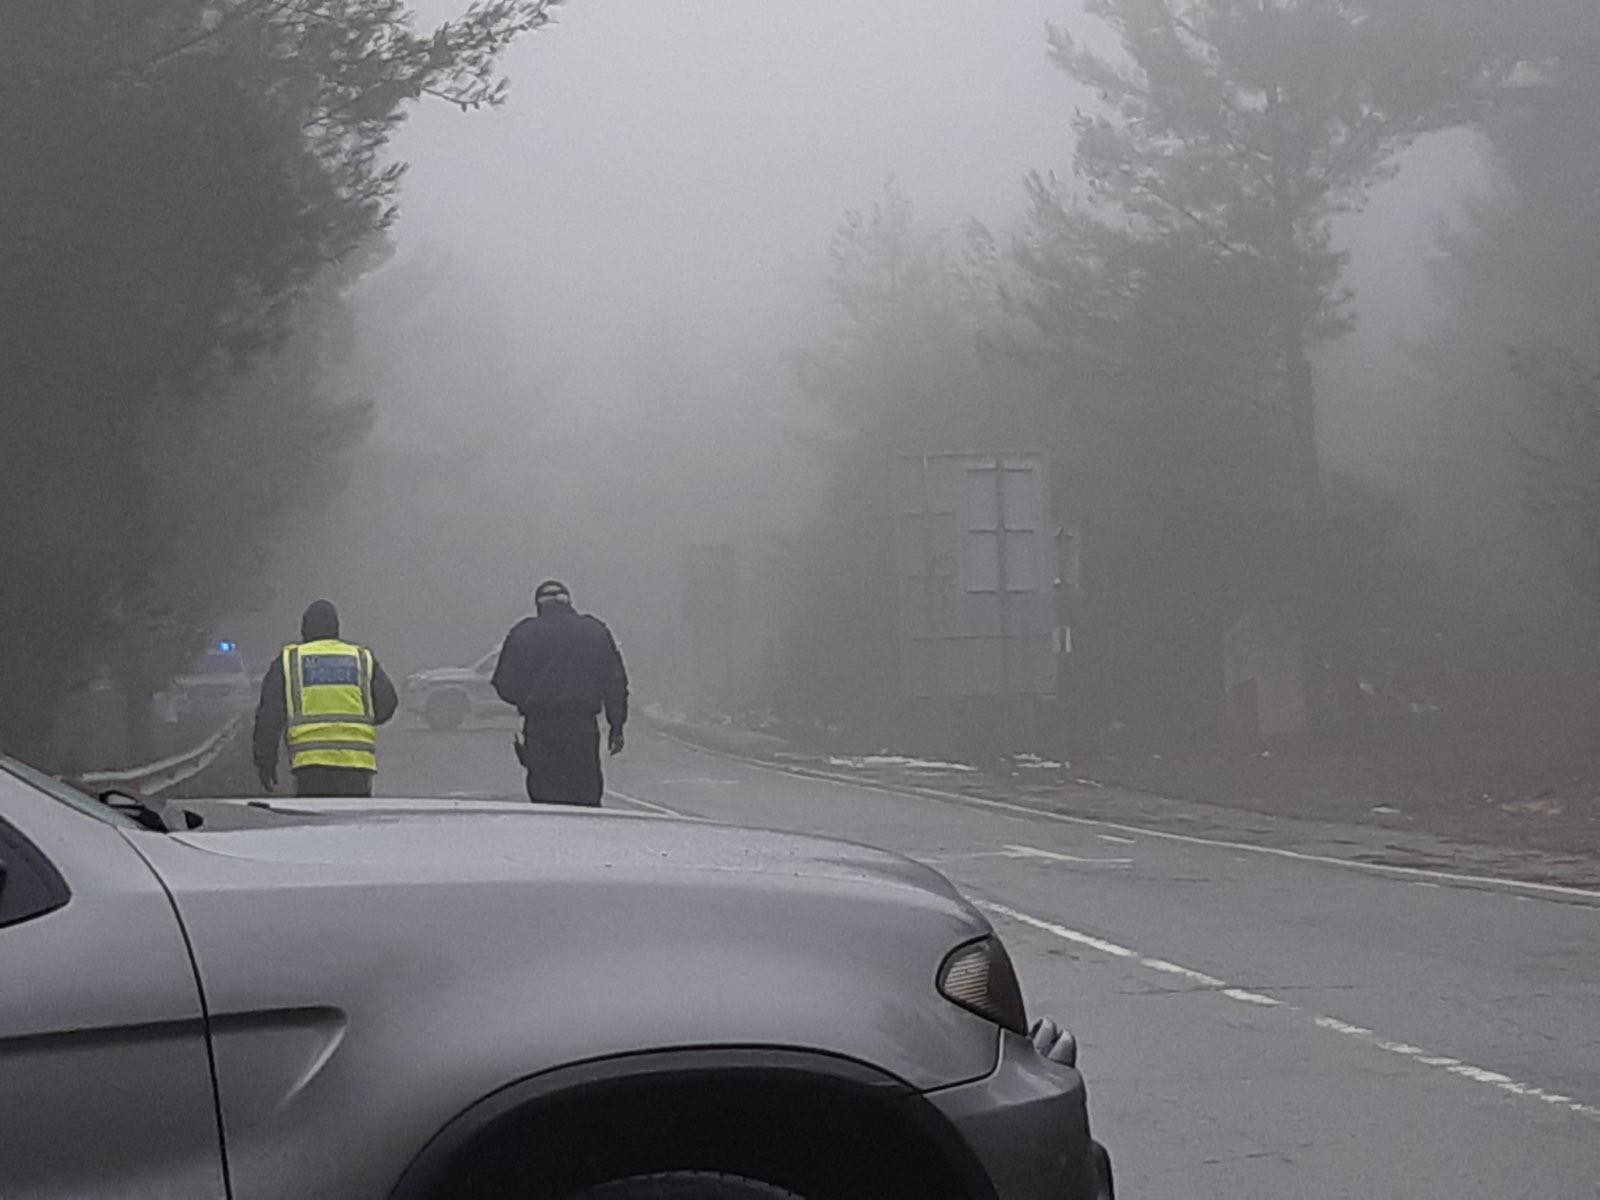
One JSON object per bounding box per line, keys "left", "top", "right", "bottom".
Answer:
{"left": 77, "top": 715, "right": 244, "bottom": 796}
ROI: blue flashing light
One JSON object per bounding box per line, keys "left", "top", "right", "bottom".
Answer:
{"left": 217, "top": 640, "right": 237, "bottom": 653}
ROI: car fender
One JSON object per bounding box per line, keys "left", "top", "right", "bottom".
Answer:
{"left": 387, "top": 1046, "right": 998, "bottom": 1200}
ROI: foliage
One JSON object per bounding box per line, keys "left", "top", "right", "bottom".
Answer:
{"left": 0, "top": 1, "right": 553, "bottom": 760}
{"left": 1426, "top": 3, "right": 1600, "bottom": 601}
{"left": 1009, "top": 182, "right": 1299, "bottom": 736}
{"left": 1047, "top": 0, "right": 1475, "bottom": 738}
{"left": 1493, "top": 85, "right": 1600, "bottom": 597}
{"left": 1513, "top": 351, "right": 1600, "bottom": 596}
{"left": 798, "top": 182, "right": 1025, "bottom": 449}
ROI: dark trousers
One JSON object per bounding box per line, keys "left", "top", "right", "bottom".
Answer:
{"left": 293, "top": 766, "right": 374, "bottom": 797}
{"left": 519, "top": 715, "right": 603, "bottom": 806}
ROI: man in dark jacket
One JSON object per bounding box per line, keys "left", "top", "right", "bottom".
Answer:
{"left": 492, "top": 580, "right": 629, "bottom": 806}
{"left": 253, "top": 600, "right": 399, "bottom": 797}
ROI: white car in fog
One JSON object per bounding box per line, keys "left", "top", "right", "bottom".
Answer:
{"left": 402, "top": 648, "right": 507, "bottom": 730}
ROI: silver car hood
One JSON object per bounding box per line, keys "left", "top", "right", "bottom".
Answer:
{"left": 165, "top": 799, "right": 967, "bottom": 909}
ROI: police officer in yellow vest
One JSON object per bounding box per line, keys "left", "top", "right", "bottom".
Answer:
{"left": 252, "top": 600, "right": 398, "bottom": 797}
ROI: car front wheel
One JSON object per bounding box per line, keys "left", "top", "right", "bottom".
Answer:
{"left": 566, "top": 1172, "right": 809, "bottom": 1200}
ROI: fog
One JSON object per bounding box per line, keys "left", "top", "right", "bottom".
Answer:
{"left": 237, "top": 0, "right": 1090, "bottom": 677}
{"left": 11, "top": 11, "right": 1600, "bottom": 1193}
{"left": 242, "top": 1, "right": 1557, "bottom": 703}
{"left": 12, "top": 0, "right": 1599, "bottom": 792}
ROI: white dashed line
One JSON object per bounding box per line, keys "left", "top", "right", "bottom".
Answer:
{"left": 981, "top": 903, "right": 1138, "bottom": 959}
{"left": 979, "top": 900, "right": 1600, "bottom": 1123}
{"left": 605, "top": 789, "right": 687, "bottom": 818}
{"left": 1141, "top": 958, "right": 1227, "bottom": 989}
{"left": 1309, "top": 1017, "right": 1598, "bottom": 1114}
{"left": 1222, "top": 988, "right": 1285, "bottom": 1007}
{"left": 1098, "top": 834, "right": 1137, "bottom": 846}
{"left": 1002, "top": 844, "right": 1133, "bottom": 867}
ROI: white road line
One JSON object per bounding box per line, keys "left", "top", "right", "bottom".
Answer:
{"left": 1002, "top": 844, "right": 1133, "bottom": 867}
{"left": 1309, "top": 1016, "right": 1598, "bottom": 1114}
{"left": 979, "top": 900, "right": 1600, "bottom": 1123}
{"left": 1141, "top": 958, "right": 1227, "bottom": 989}
{"left": 1099, "top": 834, "right": 1137, "bottom": 846}
{"left": 913, "top": 851, "right": 1039, "bottom": 866}
{"left": 980, "top": 903, "right": 1138, "bottom": 959}
{"left": 605, "top": 789, "right": 686, "bottom": 818}
{"left": 1222, "top": 988, "right": 1285, "bottom": 1007}
{"left": 653, "top": 730, "right": 1600, "bottom": 904}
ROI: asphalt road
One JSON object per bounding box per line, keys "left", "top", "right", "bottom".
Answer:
{"left": 380, "top": 720, "right": 1600, "bottom": 1200}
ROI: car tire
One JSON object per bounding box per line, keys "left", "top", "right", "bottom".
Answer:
{"left": 423, "top": 689, "right": 470, "bottom": 731}
{"left": 565, "top": 1172, "right": 808, "bottom": 1200}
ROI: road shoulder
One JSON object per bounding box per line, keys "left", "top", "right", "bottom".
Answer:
{"left": 641, "top": 707, "right": 1600, "bottom": 895}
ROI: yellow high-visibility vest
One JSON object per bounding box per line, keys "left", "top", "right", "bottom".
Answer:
{"left": 282, "top": 639, "right": 378, "bottom": 772}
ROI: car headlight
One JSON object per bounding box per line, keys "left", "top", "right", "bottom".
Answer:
{"left": 937, "top": 935, "right": 1028, "bottom": 1035}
